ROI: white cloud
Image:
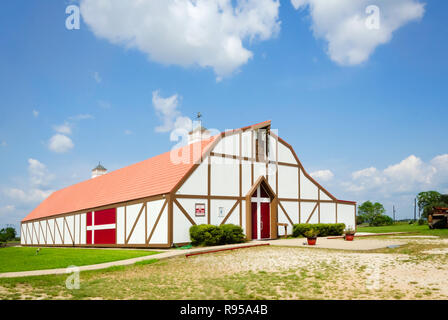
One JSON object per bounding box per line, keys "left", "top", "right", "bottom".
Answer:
{"left": 48, "top": 114, "right": 93, "bottom": 153}
{"left": 152, "top": 90, "right": 193, "bottom": 134}
{"left": 310, "top": 169, "right": 334, "bottom": 182}
{"left": 124, "top": 130, "right": 133, "bottom": 135}
{"left": 93, "top": 71, "right": 102, "bottom": 83}
{"left": 345, "top": 154, "right": 448, "bottom": 195}
{"left": 2, "top": 159, "right": 55, "bottom": 206}
{"left": 28, "top": 158, "right": 54, "bottom": 187}
{"left": 53, "top": 122, "right": 72, "bottom": 135}
{"left": 431, "top": 154, "right": 448, "bottom": 171}
{"left": 0, "top": 141, "right": 6, "bottom": 147}
{"left": 383, "top": 155, "right": 436, "bottom": 189}
{"left": 291, "top": 0, "right": 425, "bottom": 65}
{"left": 32, "top": 110, "right": 39, "bottom": 117}
{"left": 352, "top": 167, "right": 378, "bottom": 180}
{"left": 48, "top": 134, "right": 74, "bottom": 153}
{"left": 80, "top": 0, "right": 280, "bottom": 79}
{"left": 3, "top": 187, "right": 53, "bottom": 204}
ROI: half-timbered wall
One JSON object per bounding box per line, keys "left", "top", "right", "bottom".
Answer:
{"left": 174, "top": 127, "right": 356, "bottom": 242}
{"left": 21, "top": 197, "right": 169, "bottom": 248}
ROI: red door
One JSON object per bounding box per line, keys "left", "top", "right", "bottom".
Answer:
{"left": 251, "top": 202, "right": 271, "bottom": 239}
{"left": 86, "top": 208, "right": 116, "bottom": 245}
{"left": 261, "top": 202, "right": 270, "bottom": 239}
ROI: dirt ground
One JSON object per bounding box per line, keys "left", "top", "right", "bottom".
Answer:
{"left": 1, "top": 236, "right": 448, "bottom": 300}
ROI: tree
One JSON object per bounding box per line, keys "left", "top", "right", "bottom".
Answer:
{"left": 417, "top": 191, "right": 448, "bottom": 218}
{"left": 370, "top": 214, "right": 394, "bottom": 226}
{"left": 358, "top": 201, "right": 387, "bottom": 226}
{"left": 0, "top": 227, "right": 17, "bottom": 244}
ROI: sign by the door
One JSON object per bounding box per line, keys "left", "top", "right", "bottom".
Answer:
{"left": 195, "top": 203, "right": 206, "bottom": 217}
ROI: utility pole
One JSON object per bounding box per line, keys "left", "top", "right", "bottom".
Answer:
{"left": 414, "top": 198, "right": 417, "bottom": 222}
{"left": 393, "top": 205, "right": 396, "bottom": 222}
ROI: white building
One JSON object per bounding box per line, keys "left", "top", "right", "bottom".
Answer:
{"left": 21, "top": 120, "right": 356, "bottom": 248}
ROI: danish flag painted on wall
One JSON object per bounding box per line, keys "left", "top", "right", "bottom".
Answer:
{"left": 86, "top": 208, "right": 116, "bottom": 245}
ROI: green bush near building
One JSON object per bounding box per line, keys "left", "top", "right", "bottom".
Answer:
{"left": 190, "top": 224, "right": 245, "bottom": 246}
{"left": 292, "top": 223, "right": 346, "bottom": 238}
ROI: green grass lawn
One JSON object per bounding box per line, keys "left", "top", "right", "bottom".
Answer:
{"left": 357, "top": 222, "right": 448, "bottom": 237}
{"left": 0, "top": 247, "right": 159, "bottom": 273}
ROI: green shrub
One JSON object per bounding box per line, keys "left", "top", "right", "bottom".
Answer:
{"left": 189, "top": 224, "right": 245, "bottom": 246}
{"left": 417, "top": 218, "right": 426, "bottom": 226}
{"left": 220, "top": 224, "right": 245, "bottom": 244}
{"left": 292, "top": 223, "right": 346, "bottom": 237}
{"left": 189, "top": 225, "right": 222, "bottom": 246}
{"left": 370, "top": 214, "right": 394, "bottom": 226}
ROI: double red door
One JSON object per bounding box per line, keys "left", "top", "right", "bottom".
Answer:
{"left": 251, "top": 202, "right": 270, "bottom": 239}
{"left": 86, "top": 208, "right": 116, "bottom": 245}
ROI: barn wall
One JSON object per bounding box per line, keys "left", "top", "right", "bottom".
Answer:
{"left": 241, "top": 131, "right": 252, "bottom": 158}
{"left": 80, "top": 213, "right": 86, "bottom": 244}
{"left": 122, "top": 198, "right": 169, "bottom": 246}
{"left": 171, "top": 197, "right": 243, "bottom": 244}
{"left": 337, "top": 204, "right": 356, "bottom": 230}
{"left": 213, "top": 132, "right": 240, "bottom": 155}
{"left": 210, "top": 156, "right": 239, "bottom": 197}
{"left": 210, "top": 199, "right": 240, "bottom": 226}
{"left": 48, "top": 219, "right": 55, "bottom": 245}
{"left": 177, "top": 161, "right": 208, "bottom": 195}
{"left": 147, "top": 199, "right": 168, "bottom": 245}
{"left": 278, "top": 142, "right": 296, "bottom": 164}
{"left": 241, "top": 160, "right": 252, "bottom": 196}
{"left": 116, "top": 207, "right": 125, "bottom": 245}
{"left": 64, "top": 215, "right": 75, "bottom": 245}
{"left": 126, "top": 203, "right": 145, "bottom": 245}
{"left": 278, "top": 166, "right": 298, "bottom": 199}
{"left": 21, "top": 196, "right": 170, "bottom": 248}
{"left": 172, "top": 200, "right": 196, "bottom": 244}
{"left": 300, "top": 170, "right": 319, "bottom": 200}
{"left": 320, "top": 203, "right": 337, "bottom": 223}
{"left": 55, "top": 218, "right": 63, "bottom": 245}
{"left": 173, "top": 129, "right": 356, "bottom": 241}
{"left": 21, "top": 212, "right": 88, "bottom": 247}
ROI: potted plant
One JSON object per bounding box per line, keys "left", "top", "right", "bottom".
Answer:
{"left": 304, "top": 229, "right": 319, "bottom": 245}
{"left": 344, "top": 228, "right": 355, "bottom": 241}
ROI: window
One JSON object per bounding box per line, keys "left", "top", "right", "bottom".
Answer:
{"left": 255, "top": 128, "right": 269, "bottom": 161}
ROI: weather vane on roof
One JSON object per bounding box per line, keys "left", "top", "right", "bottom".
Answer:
{"left": 196, "top": 112, "right": 202, "bottom": 130}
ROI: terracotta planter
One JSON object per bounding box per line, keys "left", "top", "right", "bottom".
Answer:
{"left": 345, "top": 234, "right": 355, "bottom": 241}
{"left": 307, "top": 237, "right": 317, "bottom": 245}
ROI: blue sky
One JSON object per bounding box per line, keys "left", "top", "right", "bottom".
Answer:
{"left": 0, "top": 0, "right": 447, "bottom": 230}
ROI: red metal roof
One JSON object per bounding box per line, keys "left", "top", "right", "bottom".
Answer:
{"left": 22, "top": 137, "right": 216, "bottom": 222}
